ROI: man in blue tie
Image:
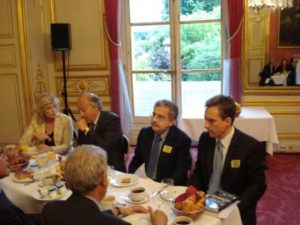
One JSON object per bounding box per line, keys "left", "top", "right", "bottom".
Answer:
{"left": 190, "top": 95, "right": 267, "bottom": 225}
{"left": 129, "top": 99, "right": 191, "bottom": 185}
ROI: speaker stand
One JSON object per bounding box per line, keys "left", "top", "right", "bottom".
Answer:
{"left": 61, "top": 50, "right": 76, "bottom": 122}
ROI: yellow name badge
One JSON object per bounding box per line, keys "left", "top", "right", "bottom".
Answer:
{"left": 231, "top": 160, "right": 241, "bottom": 168}
{"left": 162, "top": 145, "right": 173, "bottom": 153}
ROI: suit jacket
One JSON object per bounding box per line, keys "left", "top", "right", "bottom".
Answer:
{"left": 42, "top": 193, "right": 129, "bottom": 225}
{"left": 19, "top": 112, "right": 74, "bottom": 154}
{"left": 78, "top": 110, "right": 126, "bottom": 172}
{"left": 0, "top": 190, "right": 34, "bottom": 225}
{"left": 129, "top": 125, "right": 191, "bottom": 185}
{"left": 190, "top": 128, "right": 267, "bottom": 225}
{"left": 259, "top": 63, "right": 276, "bottom": 86}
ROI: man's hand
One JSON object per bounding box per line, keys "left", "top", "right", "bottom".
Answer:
{"left": 76, "top": 118, "right": 88, "bottom": 131}
{"left": 118, "top": 205, "right": 148, "bottom": 217}
{"left": 149, "top": 206, "right": 168, "bottom": 225}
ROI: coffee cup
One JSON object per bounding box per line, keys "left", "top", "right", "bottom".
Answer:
{"left": 173, "top": 216, "right": 193, "bottom": 225}
{"left": 100, "top": 195, "right": 116, "bottom": 210}
{"left": 129, "top": 186, "right": 146, "bottom": 202}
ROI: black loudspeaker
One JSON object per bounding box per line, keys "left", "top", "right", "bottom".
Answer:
{"left": 51, "top": 23, "right": 71, "bottom": 51}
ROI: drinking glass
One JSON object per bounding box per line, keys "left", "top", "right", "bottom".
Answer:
{"left": 160, "top": 178, "right": 174, "bottom": 203}
{"left": 107, "top": 165, "right": 115, "bottom": 193}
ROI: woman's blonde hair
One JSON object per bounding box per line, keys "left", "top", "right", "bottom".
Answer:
{"left": 36, "top": 92, "right": 59, "bottom": 123}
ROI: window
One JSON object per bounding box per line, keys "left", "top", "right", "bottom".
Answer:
{"left": 126, "top": 0, "right": 222, "bottom": 119}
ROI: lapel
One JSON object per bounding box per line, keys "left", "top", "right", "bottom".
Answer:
{"left": 145, "top": 129, "right": 155, "bottom": 160}
{"left": 206, "top": 137, "right": 216, "bottom": 175}
{"left": 223, "top": 129, "right": 240, "bottom": 172}
{"left": 53, "top": 113, "right": 61, "bottom": 145}
{"left": 95, "top": 110, "right": 105, "bottom": 131}
{"left": 161, "top": 125, "right": 175, "bottom": 148}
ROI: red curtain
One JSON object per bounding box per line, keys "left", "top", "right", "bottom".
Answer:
{"left": 226, "top": 0, "right": 244, "bottom": 102}
{"left": 104, "top": 0, "right": 120, "bottom": 115}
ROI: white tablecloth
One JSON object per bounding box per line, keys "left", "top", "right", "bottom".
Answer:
{"left": 0, "top": 172, "right": 242, "bottom": 225}
{"left": 179, "top": 107, "right": 279, "bottom": 155}
{"left": 271, "top": 74, "right": 287, "bottom": 85}
{"left": 0, "top": 173, "right": 71, "bottom": 214}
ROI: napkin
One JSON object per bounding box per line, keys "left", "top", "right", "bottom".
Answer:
{"left": 175, "top": 185, "right": 198, "bottom": 202}
{"left": 134, "top": 163, "right": 147, "bottom": 178}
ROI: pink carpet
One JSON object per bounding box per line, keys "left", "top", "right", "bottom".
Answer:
{"left": 257, "top": 154, "right": 300, "bottom": 225}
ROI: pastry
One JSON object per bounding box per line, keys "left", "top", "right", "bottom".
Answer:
{"left": 15, "top": 170, "right": 32, "bottom": 180}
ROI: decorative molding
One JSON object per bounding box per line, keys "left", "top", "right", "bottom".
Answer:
{"left": 278, "top": 134, "right": 300, "bottom": 140}
{"left": 269, "top": 110, "right": 300, "bottom": 115}
{"left": 55, "top": 76, "right": 110, "bottom": 96}
{"left": 0, "top": 0, "right": 13, "bottom": 38}
{"left": 50, "top": 0, "right": 109, "bottom": 72}
{"left": 243, "top": 100, "right": 300, "bottom": 106}
{"left": 0, "top": 44, "right": 16, "bottom": 68}
{"left": 34, "top": 64, "right": 48, "bottom": 100}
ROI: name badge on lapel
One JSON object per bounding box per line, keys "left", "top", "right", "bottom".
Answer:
{"left": 231, "top": 160, "right": 240, "bottom": 168}
{"left": 162, "top": 145, "right": 172, "bottom": 153}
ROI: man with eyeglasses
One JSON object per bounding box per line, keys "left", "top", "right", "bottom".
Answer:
{"left": 129, "top": 99, "right": 191, "bottom": 185}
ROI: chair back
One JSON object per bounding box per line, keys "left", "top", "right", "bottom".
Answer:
{"left": 122, "top": 135, "right": 130, "bottom": 154}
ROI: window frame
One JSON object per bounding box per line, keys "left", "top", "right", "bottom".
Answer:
{"left": 122, "top": 0, "right": 224, "bottom": 126}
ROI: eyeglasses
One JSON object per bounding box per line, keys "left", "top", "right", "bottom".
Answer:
{"left": 150, "top": 112, "right": 168, "bottom": 121}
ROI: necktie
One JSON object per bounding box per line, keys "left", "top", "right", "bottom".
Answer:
{"left": 207, "top": 141, "right": 223, "bottom": 194}
{"left": 89, "top": 123, "right": 95, "bottom": 130}
{"left": 146, "top": 135, "right": 162, "bottom": 180}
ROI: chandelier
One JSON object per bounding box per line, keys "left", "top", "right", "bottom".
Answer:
{"left": 248, "top": 0, "right": 294, "bottom": 14}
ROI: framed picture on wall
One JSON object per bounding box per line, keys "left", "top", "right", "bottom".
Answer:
{"left": 279, "top": 0, "right": 300, "bottom": 47}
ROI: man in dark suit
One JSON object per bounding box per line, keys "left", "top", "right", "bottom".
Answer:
{"left": 129, "top": 100, "right": 191, "bottom": 185}
{"left": 42, "top": 145, "right": 167, "bottom": 225}
{"left": 77, "top": 93, "right": 126, "bottom": 172}
{"left": 259, "top": 62, "right": 276, "bottom": 86}
{"left": 190, "top": 95, "right": 267, "bottom": 225}
{"left": 0, "top": 156, "right": 40, "bottom": 225}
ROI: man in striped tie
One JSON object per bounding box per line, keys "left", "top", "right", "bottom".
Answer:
{"left": 129, "top": 100, "right": 191, "bottom": 186}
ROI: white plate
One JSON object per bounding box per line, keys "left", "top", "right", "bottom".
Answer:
{"left": 123, "top": 213, "right": 151, "bottom": 225}
{"left": 110, "top": 174, "right": 138, "bottom": 187}
{"left": 160, "top": 186, "right": 186, "bottom": 202}
{"left": 12, "top": 176, "right": 34, "bottom": 183}
{"left": 32, "top": 189, "right": 71, "bottom": 201}
{"left": 125, "top": 193, "right": 150, "bottom": 204}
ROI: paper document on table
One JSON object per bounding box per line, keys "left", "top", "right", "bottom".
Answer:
{"left": 134, "top": 163, "right": 147, "bottom": 178}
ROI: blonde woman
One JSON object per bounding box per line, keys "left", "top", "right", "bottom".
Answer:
{"left": 19, "top": 92, "right": 74, "bottom": 154}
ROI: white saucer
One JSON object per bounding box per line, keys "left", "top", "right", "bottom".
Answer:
{"left": 32, "top": 189, "right": 72, "bottom": 201}
{"left": 125, "top": 193, "right": 150, "bottom": 204}
{"left": 110, "top": 174, "right": 138, "bottom": 187}
{"left": 12, "top": 176, "right": 34, "bottom": 183}
{"left": 123, "top": 213, "right": 151, "bottom": 225}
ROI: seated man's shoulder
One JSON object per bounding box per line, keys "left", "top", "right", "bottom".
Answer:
{"left": 101, "top": 110, "right": 121, "bottom": 121}
{"left": 170, "top": 125, "right": 191, "bottom": 140}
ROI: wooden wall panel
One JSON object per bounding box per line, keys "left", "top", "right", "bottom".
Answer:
{"left": 50, "top": 0, "right": 109, "bottom": 71}
{"left": 0, "top": 75, "right": 24, "bottom": 144}
{"left": 0, "top": 44, "right": 16, "bottom": 67}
